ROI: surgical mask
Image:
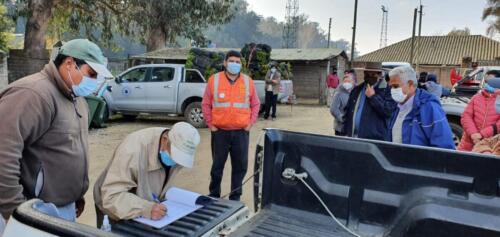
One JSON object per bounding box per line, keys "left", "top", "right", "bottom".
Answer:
{"left": 160, "top": 151, "right": 176, "bottom": 166}
{"left": 69, "top": 66, "right": 98, "bottom": 97}
{"left": 484, "top": 83, "right": 496, "bottom": 94}
{"left": 391, "top": 88, "right": 407, "bottom": 103}
{"left": 342, "top": 82, "right": 353, "bottom": 91}
{"left": 271, "top": 68, "right": 277, "bottom": 73}
{"left": 226, "top": 62, "right": 241, "bottom": 75}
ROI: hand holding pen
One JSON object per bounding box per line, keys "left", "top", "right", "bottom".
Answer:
{"left": 150, "top": 193, "right": 168, "bottom": 220}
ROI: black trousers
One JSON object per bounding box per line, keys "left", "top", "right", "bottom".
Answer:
{"left": 264, "top": 91, "right": 278, "bottom": 119}
{"left": 209, "top": 129, "right": 249, "bottom": 201}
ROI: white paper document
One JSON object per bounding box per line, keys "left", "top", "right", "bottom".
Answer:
{"left": 134, "top": 187, "right": 204, "bottom": 229}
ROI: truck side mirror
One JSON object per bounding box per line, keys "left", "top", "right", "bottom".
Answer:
{"left": 115, "top": 77, "right": 121, "bottom": 84}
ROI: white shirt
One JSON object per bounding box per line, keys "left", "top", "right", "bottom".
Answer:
{"left": 392, "top": 95, "right": 415, "bottom": 144}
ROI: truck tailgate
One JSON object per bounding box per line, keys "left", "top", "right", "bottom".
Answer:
{"left": 111, "top": 199, "right": 245, "bottom": 237}
{"left": 229, "top": 205, "right": 355, "bottom": 237}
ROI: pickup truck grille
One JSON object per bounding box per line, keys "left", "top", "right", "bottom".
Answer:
{"left": 112, "top": 200, "right": 244, "bottom": 237}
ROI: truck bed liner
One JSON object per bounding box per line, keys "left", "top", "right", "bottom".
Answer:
{"left": 111, "top": 199, "right": 244, "bottom": 237}
{"left": 230, "top": 205, "right": 356, "bottom": 237}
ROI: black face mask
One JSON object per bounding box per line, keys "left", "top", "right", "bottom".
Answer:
{"left": 365, "top": 76, "right": 379, "bottom": 86}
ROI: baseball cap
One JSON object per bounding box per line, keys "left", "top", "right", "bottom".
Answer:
{"left": 168, "top": 122, "right": 201, "bottom": 168}
{"left": 59, "top": 39, "right": 114, "bottom": 78}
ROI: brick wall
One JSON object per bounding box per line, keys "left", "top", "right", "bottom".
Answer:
{"left": 0, "top": 51, "right": 7, "bottom": 91}
{"left": 8, "top": 49, "right": 50, "bottom": 83}
{"left": 288, "top": 56, "right": 348, "bottom": 104}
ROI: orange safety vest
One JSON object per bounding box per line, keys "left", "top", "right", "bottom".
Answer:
{"left": 211, "top": 72, "right": 252, "bottom": 129}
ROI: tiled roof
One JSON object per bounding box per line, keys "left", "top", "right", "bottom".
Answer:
{"left": 356, "top": 35, "right": 500, "bottom": 65}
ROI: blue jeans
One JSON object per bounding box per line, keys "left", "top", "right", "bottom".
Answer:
{"left": 33, "top": 202, "right": 76, "bottom": 222}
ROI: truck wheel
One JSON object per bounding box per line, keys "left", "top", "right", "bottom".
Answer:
{"left": 102, "top": 104, "right": 109, "bottom": 123}
{"left": 185, "top": 102, "right": 206, "bottom": 128}
{"left": 122, "top": 114, "right": 138, "bottom": 121}
{"left": 449, "top": 122, "right": 463, "bottom": 147}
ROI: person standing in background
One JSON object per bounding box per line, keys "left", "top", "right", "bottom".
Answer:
{"left": 330, "top": 75, "right": 355, "bottom": 136}
{"left": 326, "top": 68, "right": 340, "bottom": 107}
{"left": 263, "top": 62, "right": 281, "bottom": 121}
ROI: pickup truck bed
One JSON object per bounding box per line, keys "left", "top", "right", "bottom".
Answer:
{"left": 230, "top": 205, "right": 354, "bottom": 237}
{"left": 244, "top": 129, "right": 500, "bottom": 237}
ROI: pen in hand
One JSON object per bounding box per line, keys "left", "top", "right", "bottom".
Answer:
{"left": 151, "top": 193, "right": 168, "bottom": 219}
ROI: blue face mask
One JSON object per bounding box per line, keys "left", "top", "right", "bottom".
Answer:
{"left": 226, "top": 62, "right": 241, "bottom": 75}
{"left": 485, "top": 83, "right": 496, "bottom": 94}
{"left": 160, "top": 151, "right": 176, "bottom": 166}
{"left": 70, "top": 66, "right": 98, "bottom": 97}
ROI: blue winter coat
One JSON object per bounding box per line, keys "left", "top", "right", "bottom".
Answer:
{"left": 389, "top": 89, "right": 455, "bottom": 149}
{"left": 343, "top": 80, "right": 397, "bottom": 141}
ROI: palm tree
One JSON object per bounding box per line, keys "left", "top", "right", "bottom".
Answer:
{"left": 482, "top": 0, "right": 500, "bottom": 35}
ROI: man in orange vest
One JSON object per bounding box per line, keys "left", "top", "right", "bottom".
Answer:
{"left": 202, "top": 50, "right": 260, "bottom": 201}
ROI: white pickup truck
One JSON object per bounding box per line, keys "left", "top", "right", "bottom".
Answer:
{"left": 104, "top": 64, "right": 294, "bottom": 127}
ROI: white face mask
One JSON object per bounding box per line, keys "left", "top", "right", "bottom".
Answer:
{"left": 342, "top": 82, "right": 353, "bottom": 91}
{"left": 391, "top": 87, "right": 407, "bottom": 103}
{"left": 271, "top": 68, "right": 277, "bottom": 73}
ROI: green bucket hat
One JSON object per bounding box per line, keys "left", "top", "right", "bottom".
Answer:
{"left": 59, "top": 39, "right": 113, "bottom": 78}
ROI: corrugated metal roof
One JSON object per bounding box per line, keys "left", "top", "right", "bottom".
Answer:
{"left": 271, "top": 48, "right": 347, "bottom": 61}
{"left": 131, "top": 47, "right": 347, "bottom": 61}
{"left": 356, "top": 35, "right": 500, "bottom": 65}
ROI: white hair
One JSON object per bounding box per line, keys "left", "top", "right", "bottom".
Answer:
{"left": 389, "top": 66, "right": 417, "bottom": 85}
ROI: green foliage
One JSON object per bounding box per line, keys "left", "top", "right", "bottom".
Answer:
{"left": 279, "top": 62, "right": 293, "bottom": 80}
{"left": 0, "top": 5, "right": 14, "bottom": 52}
{"left": 185, "top": 52, "right": 195, "bottom": 69}
{"left": 448, "top": 27, "right": 471, "bottom": 36}
{"left": 482, "top": 0, "right": 500, "bottom": 35}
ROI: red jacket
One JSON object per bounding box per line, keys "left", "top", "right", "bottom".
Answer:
{"left": 327, "top": 74, "right": 339, "bottom": 88}
{"left": 458, "top": 90, "right": 500, "bottom": 151}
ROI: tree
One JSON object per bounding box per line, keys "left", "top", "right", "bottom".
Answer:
{"left": 0, "top": 4, "right": 14, "bottom": 52}
{"left": 4, "top": 0, "right": 234, "bottom": 58}
{"left": 113, "top": 0, "right": 234, "bottom": 51}
{"left": 447, "top": 27, "right": 471, "bottom": 36}
{"left": 482, "top": 0, "right": 500, "bottom": 35}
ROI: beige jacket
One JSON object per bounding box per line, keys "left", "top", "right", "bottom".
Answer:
{"left": 0, "top": 62, "right": 89, "bottom": 218}
{"left": 265, "top": 70, "right": 281, "bottom": 95}
{"left": 93, "top": 127, "right": 181, "bottom": 221}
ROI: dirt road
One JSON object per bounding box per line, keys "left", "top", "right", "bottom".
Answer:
{"left": 79, "top": 104, "right": 334, "bottom": 226}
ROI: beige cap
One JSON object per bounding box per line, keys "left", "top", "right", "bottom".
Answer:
{"left": 168, "top": 122, "right": 201, "bottom": 168}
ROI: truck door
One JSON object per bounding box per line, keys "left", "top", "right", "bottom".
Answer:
{"left": 111, "top": 67, "right": 149, "bottom": 111}
{"left": 146, "top": 66, "right": 177, "bottom": 112}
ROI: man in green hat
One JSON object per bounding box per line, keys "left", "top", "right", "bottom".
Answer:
{"left": 0, "top": 39, "right": 113, "bottom": 221}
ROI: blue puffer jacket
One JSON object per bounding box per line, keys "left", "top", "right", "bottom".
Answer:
{"left": 389, "top": 89, "right": 455, "bottom": 149}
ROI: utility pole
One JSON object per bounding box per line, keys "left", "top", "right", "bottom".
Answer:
{"left": 350, "top": 0, "right": 358, "bottom": 64}
{"left": 379, "top": 5, "right": 388, "bottom": 48}
{"left": 416, "top": 2, "right": 424, "bottom": 71}
{"left": 410, "top": 8, "right": 417, "bottom": 65}
{"left": 327, "top": 18, "right": 332, "bottom": 48}
{"left": 418, "top": 1, "right": 423, "bottom": 37}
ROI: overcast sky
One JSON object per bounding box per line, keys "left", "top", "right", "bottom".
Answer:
{"left": 246, "top": 0, "right": 492, "bottom": 55}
